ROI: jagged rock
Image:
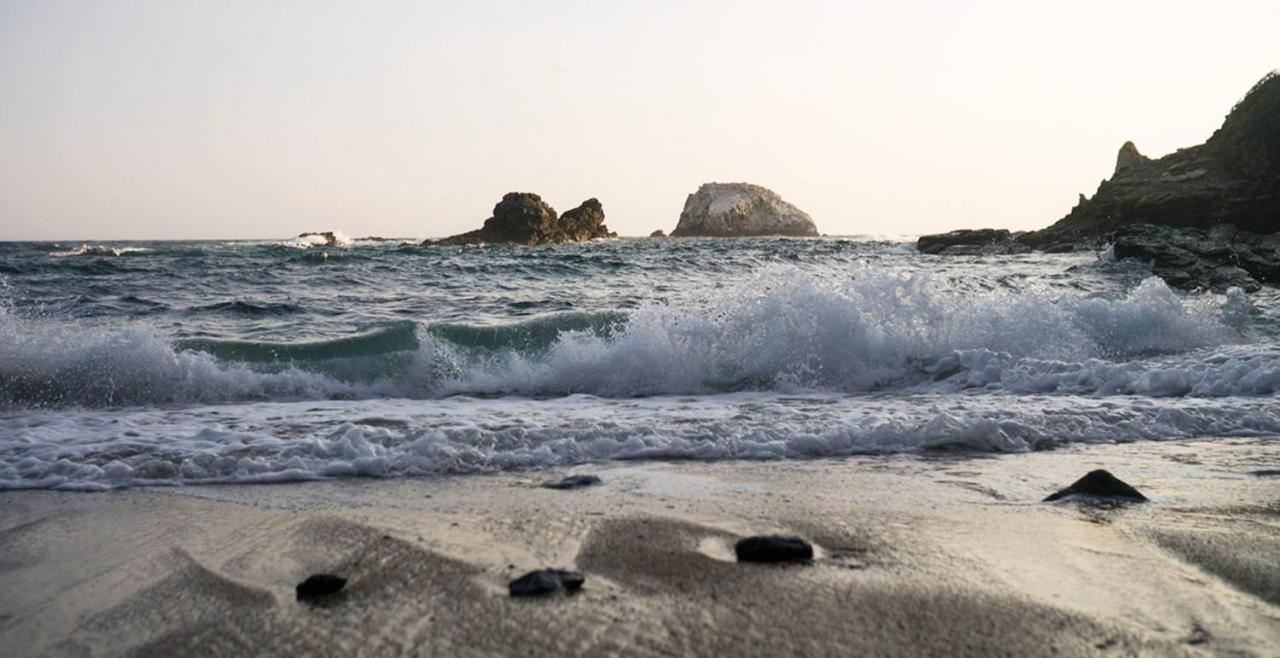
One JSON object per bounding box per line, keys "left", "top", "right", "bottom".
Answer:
{"left": 1044, "top": 469, "right": 1147, "bottom": 502}
{"left": 916, "top": 229, "right": 1029, "bottom": 255}
{"left": 541, "top": 474, "right": 602, "bottom": 490}
{"left": 734, "top": 535, "right": 814, "bottom": 563}
{"left": 1035, "top": 71, "right": 1280, "bottom": 241}
{"left": 916, "top": 72, "right": 1280, "bottom": 291}
{"left": 296, "top": 574, "right": 347, "bottom": 600}
{"left": 296, "top": 231, "right": 349, "bottom": 247}
{"left": 1115, "top": 141, "right": 1150, "bottom": 173}
{"left": 650, "top": 229, "right": 666, "bottom": 237}
{"left": 425, "top": 193, "right": 613, "bottom": 246}
{"left": 1109, "top": 223, "right": 1277, "bottom": 292}
{"left": 671, "top": 183, "right": 818, "bottom": 237}
{"left": 508, "top": 569, "right": 585, "bottom": 596}
{"left": 557, "top": 198, "right": 614, "bottom": 242}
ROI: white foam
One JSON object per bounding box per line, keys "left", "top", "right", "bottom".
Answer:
{"left": 1, "top": 266, "right": 1276, "bottom": 489}
{"left": 48, "top": 245, "right": 153, "bottom": 257}
{"left": 284, "top": 230, "right": 352, "bottom": 249}
{"left": 441, "top": 272, "right": 1253, "bottom": 397}
{"left": 3, "top": 392, "right": 1279, "bottom": 490}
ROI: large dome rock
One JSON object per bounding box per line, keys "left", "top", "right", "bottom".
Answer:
{"left": 670, "top": 183, "right": 818, "bottom": 237}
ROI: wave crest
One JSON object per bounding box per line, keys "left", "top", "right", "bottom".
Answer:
{"left": 0, "top": 269, "right": 1266, "bottom": 408}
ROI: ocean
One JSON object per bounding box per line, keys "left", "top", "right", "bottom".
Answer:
{"left": 2, "top": 235, "right": 1279, "bottom": 490}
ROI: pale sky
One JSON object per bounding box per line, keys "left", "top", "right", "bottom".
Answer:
{"left": 1, "top": 1, "right": 1276, "bottom": 240}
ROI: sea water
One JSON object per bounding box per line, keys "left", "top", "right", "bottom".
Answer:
{"left": 2, "top": 237, "right": 1278, "bottom": 489}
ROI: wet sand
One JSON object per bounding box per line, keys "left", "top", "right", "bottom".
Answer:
{"left": 2, "top": 437, "right": 1278, "bottom": 657}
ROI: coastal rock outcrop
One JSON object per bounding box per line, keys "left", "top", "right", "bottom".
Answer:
{"left": 294, "top": 231, "right": 351, "bottom": 247}
{"left": 425, "top": 193, "right": 614, "bottom": 246}
{"left": 1109, "top": 223, "right": 1280, "bottom": 292}
{"left": 916, "top": 229, "right": 1029, "bottom": 255}
{"left": 671, "top": 183, "right": 818, "bottom": 237}
{"left": 650, "top": 229, "right": 666, "bottom": 237}
{"left": 916, "top": 71, "right": 1280, "bottom": 291}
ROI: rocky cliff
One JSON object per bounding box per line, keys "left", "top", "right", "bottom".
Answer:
{"left": 916, "top": 71, "right": 1280, "bottom": 290}
{"left": 426, "top": 193, "right": 614, "bottom": 246}
{"left": 1029, "top": 73, "right": 1279, "bottom": 244}
{"left": 671, "top": 183, "right": 818, "bottom": 237}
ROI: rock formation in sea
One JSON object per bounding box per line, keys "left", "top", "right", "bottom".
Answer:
{"left": 916, "top": 229, "right": 1029, "bottom": 256}
{"left": 916, "top": 71, "right": 1280, "bottom": 290}
{"left": 425, "top": 193, "right": 615, "bottom": 246}
{"left": 670, "top": 183, "right": 818, "bottom": 237}
{"left": 1108, "top": 223, "right": 1280, "bottom": 292}
{"left": 295, "top": 231, "right": 351, "bottom": 247}
{"left": 650, "top": 229, "right": 666, "bottom": 237}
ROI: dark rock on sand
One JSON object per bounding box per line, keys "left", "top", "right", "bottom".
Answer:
{"left": 295, "top": 574, "right": 347, "bottom": 600}
{"left": 650, "top": 229, "right": 666, "bottom": 237}
{"left": 1044, "top": 469, "right": 1147, "bottom": 502}
{"left": 915, "top": 71, "right": 1280, "bottom": 290}
{"left": 735, "top": 535, "right": 814, "bottom": 563}
{"left": 508, "top": 569, "right": 585, "bottom": 596}
{"left": 541, "top": 474, "right": 602, "bottom": 490}
{"left": 671, "top": 183, "right": 818, "bottom": 237}
{"left": 425, "top": 193, "right": 614, "bottom": 246}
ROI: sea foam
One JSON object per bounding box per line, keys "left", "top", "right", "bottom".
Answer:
{"left": 4, "top": 393, "right": 1280, "bottom": 490}
{"left": 1, "top": 267, "right": 1277, "bottom": 489}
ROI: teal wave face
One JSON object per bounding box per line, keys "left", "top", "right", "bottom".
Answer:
{"left": 427, "top": 312, "right": 627, "bottom": 353}
{"left": 175, "top": 321, "right": 421, "bottom": 363}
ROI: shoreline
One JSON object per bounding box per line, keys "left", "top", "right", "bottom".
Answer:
{"left": 3, "top": 437, "right": 1278, "bottom": 656}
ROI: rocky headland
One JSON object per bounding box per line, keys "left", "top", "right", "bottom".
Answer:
{"left": 671, "top": 183, "right": 818, "bottom": 237}
{"left": 917, "top": 71, "right": 1280, "bottom": 291}
{"left": 425, "top": 193, "right": 614, "bottom": 246}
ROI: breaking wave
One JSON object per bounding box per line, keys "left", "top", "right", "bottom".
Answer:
{"left": 0, "top": 269, "right": 1271, "bottom": 408}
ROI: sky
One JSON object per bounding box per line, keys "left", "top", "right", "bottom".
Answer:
{"left": 0, "top": 1, "right": 1276, "bottom": 240}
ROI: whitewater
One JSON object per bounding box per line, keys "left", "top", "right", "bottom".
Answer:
{"left": 1, "top": 237, "right": 1278, "bottom": 490}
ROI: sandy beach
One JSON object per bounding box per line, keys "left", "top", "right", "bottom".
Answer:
{"left": 1, "top": 437, "right": 1276, "bottom": 657}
